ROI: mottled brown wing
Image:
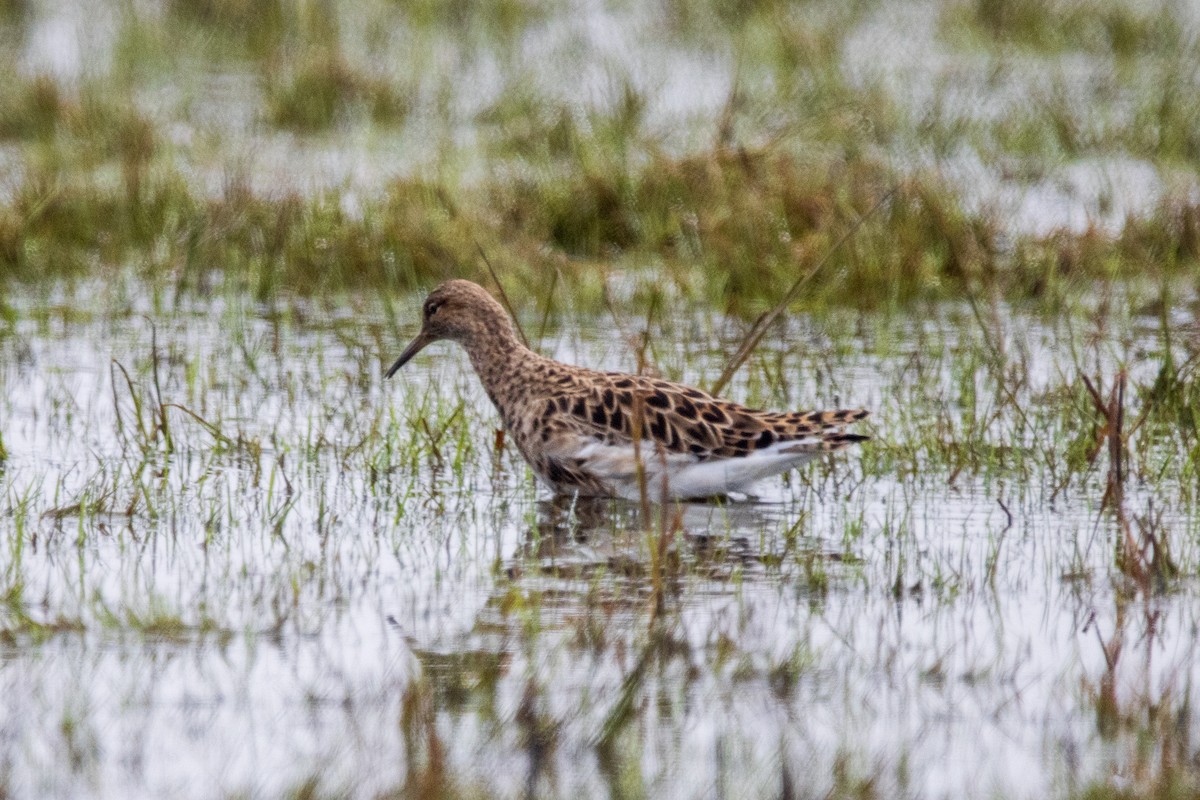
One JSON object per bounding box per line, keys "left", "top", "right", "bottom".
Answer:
{"left": 553, "top": 372, "right": 868, "bottom": 461}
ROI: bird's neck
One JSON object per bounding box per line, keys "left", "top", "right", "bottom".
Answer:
{"left": 462, "top": 328, "right": 543, "bottom": 411}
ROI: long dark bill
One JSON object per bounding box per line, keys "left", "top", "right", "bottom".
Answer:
{"left": 384, "top": 331, "right": 433, "bottom": 378}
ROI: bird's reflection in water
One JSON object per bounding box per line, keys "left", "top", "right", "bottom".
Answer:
{"left": 505, "top": 495, "right": 801, "bottom": 583}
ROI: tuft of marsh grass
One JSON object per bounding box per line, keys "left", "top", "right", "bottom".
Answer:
{"left": 0, "top": 75, "right": 64, "bottom": 141}
{"left": 264, "top": 47, "right": 412, "bottom": 132}
{"left": 163, "top": 0, "right": 287, "bottom": 57}
{"left": 397, "top": 0, "right": 559, "bottom": 41}
{"left": 490, "top": 147, "right": 998, "bottom": 309}
{"left": 0, "top": 76, "right": 157, "bottom": 166}
{"left": 975, "top": 47, "right": 1200, "bottom": 164}
{"left": 1126, "top": 54, "right": 1200, "bottom": 163}
{"left": 943, "top": 0, "right": 1185, "bottom": 57}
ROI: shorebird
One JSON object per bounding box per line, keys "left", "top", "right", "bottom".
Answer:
{"left": 385, "top": 280, "right": 868, "bottom": 501}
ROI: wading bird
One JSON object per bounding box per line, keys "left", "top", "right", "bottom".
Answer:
{"left": 386, "top": 280, "right": 867, "bottom": 500}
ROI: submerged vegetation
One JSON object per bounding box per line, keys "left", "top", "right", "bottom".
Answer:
{"left": 2, "top": 0, "right": 1200, "bottom": 798}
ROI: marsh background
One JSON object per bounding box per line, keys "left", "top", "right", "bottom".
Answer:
{"left": 1, "top": 0, "right": 1200, "bottom": 797}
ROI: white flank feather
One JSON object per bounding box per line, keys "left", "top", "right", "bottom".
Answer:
{"left": 563, "top": 438, "right": 829, "bottom": 501}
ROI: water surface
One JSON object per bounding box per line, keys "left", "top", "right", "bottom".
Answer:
{"left": 2, "top": 282, "right": 1196, "bottom": 797}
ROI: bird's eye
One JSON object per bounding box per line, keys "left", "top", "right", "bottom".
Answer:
{"left": 427, "top": 302, "right": 442, "bottom": 317}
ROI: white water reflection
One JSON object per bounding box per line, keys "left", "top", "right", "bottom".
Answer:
{"left": 1, "top": 281, "right": 1197, "bottom": 797}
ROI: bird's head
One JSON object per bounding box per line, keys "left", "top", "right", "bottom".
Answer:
{"left": 385, "top": 279, "right": 515, "bottom": 377}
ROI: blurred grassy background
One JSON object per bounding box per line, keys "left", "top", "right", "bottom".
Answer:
{"left": 0, "top": 0, "right": 1197, "bottom": 311}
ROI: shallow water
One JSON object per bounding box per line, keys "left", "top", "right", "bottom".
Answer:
{"left": 1, "top": 281, "right": 1197, "bottom": 798}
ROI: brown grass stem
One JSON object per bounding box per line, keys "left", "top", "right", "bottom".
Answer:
{"left": 709, "top": 185, "right": 897, "bottom": 397}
